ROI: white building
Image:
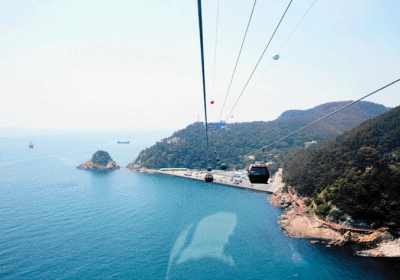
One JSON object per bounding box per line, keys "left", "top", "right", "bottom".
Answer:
{"left": 304, "top": 141, "right": 317, "bottom": 148}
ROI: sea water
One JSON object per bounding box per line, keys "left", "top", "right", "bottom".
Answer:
{"left": 0, "top": 132, "right": 399, "bottom": 279}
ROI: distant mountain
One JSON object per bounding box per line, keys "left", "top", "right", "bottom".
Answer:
{"left": 277, "top": 110, "right": 305, "bottom": 119}
{"left": 283, "top": 106, "right": 400, "bottom": 227}
{"left": 127, "top": 101, "right": 390, "bottom": 170}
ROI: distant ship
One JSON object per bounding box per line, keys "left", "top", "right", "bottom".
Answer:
{"left": 29, "top": 141, "right": 34, "bottom": 148}
{"left": 117, "top": 141, "right": 130, "bottom": 144}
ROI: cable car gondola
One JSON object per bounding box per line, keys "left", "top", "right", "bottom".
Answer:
{"left": 221, "top": 163, "right": 227, "bottom": 170}
{"left": 205, "top": 173, "right": 214, "bottom": 182}
{"left": 248, "top": 164, "right": 269, "bottom": 184}
{"left": 272, "top": 52, "right": 280, "bottom": 60}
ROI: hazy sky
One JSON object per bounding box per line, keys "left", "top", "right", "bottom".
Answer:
{"left": 1, "top": 0, "right": 399, "bottom": 131}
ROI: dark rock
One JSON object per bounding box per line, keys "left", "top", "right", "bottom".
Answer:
{"left": 77, "top": 150, "right": 119, "bottom": 170}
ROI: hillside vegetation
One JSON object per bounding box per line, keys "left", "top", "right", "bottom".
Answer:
{"left": 284, "top": 106, "right": 400, "bottom": 227}
{"left": 128, "top": 101, "right": 389, "bottom": 169}
{"left": 77, "top": 150, "right": 119, "bottom": 170}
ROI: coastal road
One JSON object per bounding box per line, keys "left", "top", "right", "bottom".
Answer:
{"left": 266, "top": 168, "right": 283, "bottom": 193}
{"left": 156, "top": 168, "right": 284, "bottom": 194}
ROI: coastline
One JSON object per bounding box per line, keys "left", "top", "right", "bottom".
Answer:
{"left": 269, "top": 179, "right": 400, "bottom": 258}
{"left": 130, "top": 166, "right": 399, "bottom": 258}
{"left": 269, "top": 186, "right": 341, "bottom": 241}
{"left": 128, "top": 167, "right": 282, "bottom": 194}
{"left": 357, "top": 239, "right": 400, "bottom": 257}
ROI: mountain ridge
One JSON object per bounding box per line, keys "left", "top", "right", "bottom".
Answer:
{"left": 128, "top": 101, "right": 390, "bottom": 170}
{"left": 283, "top": 105, "right": 400, "bottom": 227}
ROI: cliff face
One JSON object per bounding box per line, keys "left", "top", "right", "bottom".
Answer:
{"left": 126, "top": 162, "right": 141, "bottom": 169}
{"left": 334, "top": 230, "right": 394, "bottom": 247}
{"left": 77, "top": 150, "right": 119, "bottom": 170}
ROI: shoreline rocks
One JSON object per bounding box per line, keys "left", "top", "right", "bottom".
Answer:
{"left": 77, "top": 150, "right": 120, "bottom": 170}
{"left": 356, "top": 239, "right": 400, "bottom": 257}
{"left": 270, "top": 183, "right": 400, "bottom": 258}
{"left": 333, "top": 229, "right": 394, "bottom": 247}
{"left": 126, "top": 162, "right": 141, "bottom": 169}
{"left": 278, "top": 207, "right": 342, "bottom": 241}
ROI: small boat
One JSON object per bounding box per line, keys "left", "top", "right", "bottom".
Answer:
{"left": 29, "top": 141, "right": 34, "bottom": 149}
{"left": 117, "top": 141, "right": 130, "bottom": 144}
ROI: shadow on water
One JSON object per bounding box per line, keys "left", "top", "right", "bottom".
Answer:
{"left": 333, "top": 247, "right": 400, "bottom": 280}
{"left": 87, "top": 170, "right": 117, "bottom": 188}
{"left": 166, "top": 212, "right": 238, "bottom": 280}
{"left": 297, "top": 238, "right": 400, "bottom": 280}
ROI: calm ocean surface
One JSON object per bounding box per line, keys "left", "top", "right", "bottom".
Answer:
{"left": 0, "top": 132, "right": 399, "bottom": 279}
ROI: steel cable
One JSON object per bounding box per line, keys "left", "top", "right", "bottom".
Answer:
{"left": 224, "top": 0, "right": 293, "bottom": 122}
{"left": 219, "top": 0, "right": 258, "bottom": 120}
{"left": 223, "top": 78, "right": 400, "bottom": 162}
{"left": 197, "top": 0, "right": 210, "bottom": 163}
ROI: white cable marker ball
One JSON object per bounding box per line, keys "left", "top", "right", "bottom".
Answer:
{"left": 272, "top": 53, "right": 280, "bottom": 60}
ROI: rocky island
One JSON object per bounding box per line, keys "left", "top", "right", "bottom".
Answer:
{"left": 77, "top": 150, "right": 120, "bottom": 170}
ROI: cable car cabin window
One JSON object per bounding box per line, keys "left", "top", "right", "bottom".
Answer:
{"left": 250, "top": 167, "right": 267, "bottom": 175}
{"left": 248, "top": 165, "right": 269, "bottom": 184}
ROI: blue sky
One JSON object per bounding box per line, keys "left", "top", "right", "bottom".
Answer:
{"left": 1, "top": 0, "right": 399, "bottom": 131}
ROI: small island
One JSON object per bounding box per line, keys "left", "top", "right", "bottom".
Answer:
{"left": 77, "top": 150, "right": 120, "bottom": 170}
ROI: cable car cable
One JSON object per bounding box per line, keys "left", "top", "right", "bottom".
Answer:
{"left": 224, "top": 0, "right": 293, "bottom": 122}
{"left": 223, "top": 77, "right": 400, "bottom": 162}
{"left": 250, "top": 0, "right": 317, "bottom": 93}
{"left": 219, "top": 0, "right": 258, "bottom": 121}
{"left": 197, "top": 0, "right": 210, "bottom": 162}
{"left": 280, "top": 0, "right": 317, "bottom": 53}
{"left": 211, "top": 0, "right": 220, "bottom": 100}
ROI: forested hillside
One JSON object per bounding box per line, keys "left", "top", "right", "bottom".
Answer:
{"left": 284, "top": 105, "right": 400, "bottom": 227}
{"left": 128, "top": 101, "right": 389, "bottom": 169}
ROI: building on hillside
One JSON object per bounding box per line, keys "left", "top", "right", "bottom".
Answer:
{"left": 245, "top": 155, "right": 255, "bottom": 160}
{"left": 304, "top": 141, "right": 317, "bottom": 148}
{"left": 209, "top": 120, "right": 226, "bottom": 132}
{"left": 162, "top": 137, "right": 182, "bottom": 145}
{"left": 159, "top": 168, "right": 188, "bottom": 171}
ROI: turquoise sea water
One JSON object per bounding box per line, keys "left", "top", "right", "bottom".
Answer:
{"left": 0, "top": 133, "right": 399, "bottom": 279}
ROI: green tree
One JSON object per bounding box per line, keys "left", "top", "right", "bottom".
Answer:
{"left": 355, "top": 147, "right": 380, "bottom": 166}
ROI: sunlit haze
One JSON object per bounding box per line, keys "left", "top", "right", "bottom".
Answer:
{"left": 1, "top": 0, "right": 399, "bottom": 132}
